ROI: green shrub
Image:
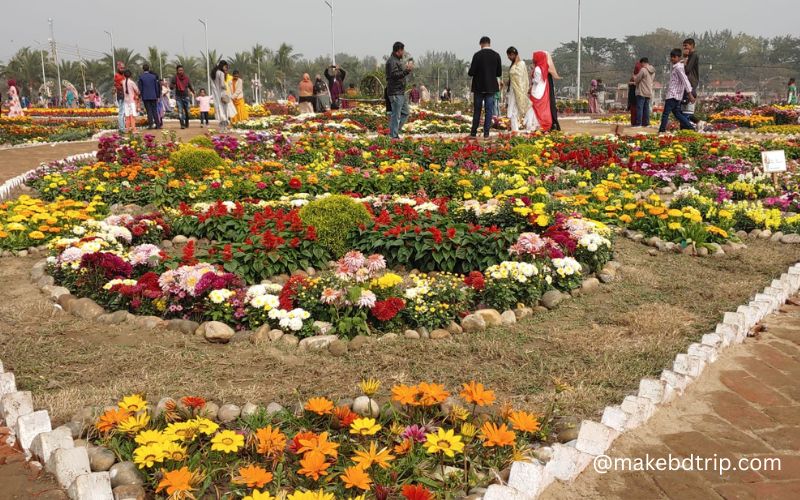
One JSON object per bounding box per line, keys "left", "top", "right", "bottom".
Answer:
{"left": 188, "top": 135, "right": 214, "bottom": 149}
{"left": 169, "top": 144, "right": 223, "bottom": 178}
{"left": 299, "top": 195, "right": 371, "bottom": 257}
{"left": 511, "top": 144, "right": 540, "bottom": 162}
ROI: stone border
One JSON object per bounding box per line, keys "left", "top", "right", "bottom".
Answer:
{"left": 482, "top": 261, "right": 800, "bottom": 499}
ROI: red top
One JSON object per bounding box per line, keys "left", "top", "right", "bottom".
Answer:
{"left": 114, "top": 72, "right": 125, "bottom": 93}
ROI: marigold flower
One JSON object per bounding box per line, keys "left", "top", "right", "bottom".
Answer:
{"left": 401, "top": 484, "right": 434, "bottom": 500}
{"left": 479, "top": 421, "right": 517, "bottom": 447}
{"left": 423, "top": 428, "right": 464, "bottom": 457}
{"left": 460, "top": 380, "right": 495, "bottom": 407}
{"left": 304, "top": 397, "right": 334, "bottom": 415}
{"left": 350, "top": 417, "right": 382, "bottom": 436}
{"left": 118, "top": 394, "right": 148, "bottom": 412}
{"left": 340, "top": 465, "right": 372, "bottom": 490}
{"left": 508, "top": 410, "right": 540, "bottom": 433}
{"left": 233, "top": 464, "right": 274, "bottom": 488}
{"left": 352, "top": 441, "right": 395, "bottom": 469}
{"left": 297, "top": 451, "right": 331, "bottom": 480}
{"left": 211, "top": 430, "right": 244, "bottom": 453}
{"left": 255, "top": 425, "right": 287, "bottom": 457}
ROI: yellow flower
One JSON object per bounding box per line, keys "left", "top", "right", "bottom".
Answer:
{"left": 133, "top": 444, "right": 165, "bottom": 469}
{"left": 350, "top": 418, "right": 381, "bottom": 436}
{"left": 460, "top": 422, "right": 477, "bottom": 440}
{"left": 287, "top": 490, "right": 335, "bottom": 500}
{"left": 116, "top": 413, "right": 150, "bottom": 434}
{"left": 423, "top": 428, "right": 464, "bottom": 457}
{"left": 134, "top": 429, "right": 164, "bottom": 446}
{"left": 668, "top": 222, "right": 682, "bottom": 230}
{"left": 352, "top": 441, "right": 395, "bottom": 469}
{"left": 160, "top": 441, "right": 188, "bottom": 461}
{"left": 210, "top": 430, "right": 244, "bottom": 453}
{"left": 243, "top": 491, "right": 275, "bottom": 500}
{"left": 28, "top": 231, "right": 46, "bottom": 240}
{"left": 118, "top": 395, "right": 148, "bottom": 412}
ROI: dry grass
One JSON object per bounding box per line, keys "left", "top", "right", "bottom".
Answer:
{"left": 2, "top": 238, "right": 799, "bottom": 425}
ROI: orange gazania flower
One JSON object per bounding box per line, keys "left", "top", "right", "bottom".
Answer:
{"left": 156, "top": 466, "right": 198, "bottom": 498}
{"left": 298, "top": 431, "right": 339, "bottom": 459}
{"left": 232, "top": 464, "right": 273, "bottom": 488}
{"left": 391, "top": 384, "right": 421, "bottom": 406}
{"left": 255, "top": 425, "right": 287, "bottom": 457}
{"left": 181, "top": 396, "right": 206, "bottom": 410}
{"left": 352, "top": 441, "right": 395, "bottom": 470}
{"left": 289, "top": 431, "right": 317, "bottom": 455}
{"left": 460, "top": 381, "right": 495, "bottom": 407}
{"left": 393, "top": 438, "right": 412, "bottom": 456}
{"left": 508, "top": 410, "right": 540, "bottom": 433}
{"left": 333, "top": 406, "right": 358, "bottom": 428}
{"left": 297, "top": 451, "right": 331, "bottom": 480}
{"left": 95, "top": 408, "right": 131, "bottom": 433}
{"left": 340, "top": 465, "right": 372, "bottom": 491}
{"left": 402, "top": 484, "right": 434, "bottom": 500}
{"left": 479, "top": 421, "right": 516, "bottom": 448}
{"left": 304, "top": 397, "right": 335, "bottom": 415}
{"left": 417, "top": 382, "right": 450, "bottom": 406}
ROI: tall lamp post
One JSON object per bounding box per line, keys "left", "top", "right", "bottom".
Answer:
{"left": 48, "top": 18, "right": 62, "bottom": 106}
{"left": 199, "top": 18, "right": 211, "bottom": 95}
{"left": 576, "top": 0, "right": 582, "bottom": 100}
{"left": 323, "top": 0, "right": 335, "bottom": 65}
{"left": 104, "top": 30, "right": 116, "bottom": 79}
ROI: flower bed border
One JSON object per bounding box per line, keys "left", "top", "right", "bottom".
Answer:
{"left": 3, "top": 264, "right": 798, "bottom": 499}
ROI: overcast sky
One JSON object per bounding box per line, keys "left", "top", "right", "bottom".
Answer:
{"left": 4, "top": 0, "right": 798, "bottom": 63}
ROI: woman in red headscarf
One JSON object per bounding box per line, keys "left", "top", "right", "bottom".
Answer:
{"left": 529, "top": 51, "right": 552, "bottom": 131}
{"left": 7, "top": 80, "right": 24, "bottom": 117}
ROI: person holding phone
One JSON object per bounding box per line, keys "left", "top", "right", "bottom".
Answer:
{"left": 385, "top": 41, "right": 413, "bottom": 138}
{"left": 325, "top": 64, "right": 346, "bottom": 109}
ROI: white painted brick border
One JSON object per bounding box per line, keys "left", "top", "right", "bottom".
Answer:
{"left": 0, "top": 152, "right": 98, "bottom": 201}
{"left": 488, "top": 261, "right": 800, "bottom": 499}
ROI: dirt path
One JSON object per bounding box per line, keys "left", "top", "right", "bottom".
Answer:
{"left": 542, "top": 300, "right": 800, "bottom": 500}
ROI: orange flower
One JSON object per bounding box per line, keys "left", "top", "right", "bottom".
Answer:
{"left": 391, "top": 384, "right": 420, "bottom": 406}
{"left": 297, "top": 451, "right": 331, "bottom": 480}
{"left": 304, "top": 397, "right": 334, "bottom": 415}
{"left": 508, "top": 410, "right": 540, "bottom": 433}
{"left": 95, "top": 408, "right": 130, "bottom": 433}
{"left": 340, "top": 465, "right": 372, "bottom": 491}
{"left": 402, "top": 484, "right": 434, "bottom": 500}
{"left": 417, "top": 382, "right": 450, "bottom": 406}
{"left": 255, "top": 425, "right": 287, "bottom": 457}
{"left": 460, "top": 381, "right": 495, "bottom": 407}
{"left": 393, "top": 438, "right": 412, "bottom": 456}
{"left": 232, "top": 464, "right": 273, "bottom": 488}
{"left": 479, "top": 421, "right": 516, "bottom": 448}
{"left": 289, "top": 431, "right": 317, "bottom": 454}
{"left": 156, "top": 466, "right": 197, "bottom": 498}
{"left": 352, "top": 441, "right": 395, "bottom": 470}
{"left": 333, "top": 406, "right": 358, "bottom": 428}
{"left": 180, "top": 396, "right": 206, "bottom": 410}
{"left": 298, "top": 431, "right": 339, "bottom": 459}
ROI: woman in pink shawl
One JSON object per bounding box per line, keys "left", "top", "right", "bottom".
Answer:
{"left": 529, "top": 51, "right": 552, "bottom": 132}
{"left": 7, "top": 80, "right": 24, "bottom": 117}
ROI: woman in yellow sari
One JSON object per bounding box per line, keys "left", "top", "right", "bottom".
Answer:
{"left": 229, "top": 70, "right": 249, "bottom": 123}
{"left": 505, "top": 47, "right": 534, "bottom": 133}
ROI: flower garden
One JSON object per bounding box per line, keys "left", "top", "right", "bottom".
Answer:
{"left": 0, "top": 116, "right": 113, "bottom": 146}
{"left": 2, "top": 114, "right": 800, "bottom": 499}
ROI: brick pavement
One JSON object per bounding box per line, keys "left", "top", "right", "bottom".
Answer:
{"left": 542, "top": 301, "right": 800, "bottom": 500}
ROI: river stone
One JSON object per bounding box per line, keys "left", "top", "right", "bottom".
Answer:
{"left": 500, "top": 310, "right": 517, "bottom": 326}
{"left": 404, "top": 329, "right": 420, "bottom": 339}
{"left": 328, "top": 339, "right": 349, "bottom": 356}
{"left": 172, "top": 235, "right": 188, "bottom": 244}
{"left": 759, "top": 229, "right": 773, "bottom": 239}
{"left": 380, "top": 333, "right": 399, "bottom": 341}
{"left": 153, "top": 398, "right": 175, "bottom": 419}
{"left": 251, "top": 325, "right": 271, "bottom": 343}
{"left": 67, "top": 298, "right": 105, "bottom": 319}
{"left": 446, "top": 321, "right": 463, "bottom": 335}
{"left": 581, "top": 277, "right": 600, "bottom": 293}
{"left": 770, "top": 231, "right": 784, "bottom": 242}
{"left": 541, "top": 290, "right": 564, "bottom": 309}
{"left": 37, "top": 275, "right": 55, "bottom": 288}
{"left": 475, "top": 309, "right": 502, "bottom": 326}
{"left": 514, "top": 307, "right": 533, "bottom": 320}
{"left": 416, "top": 327, "right": 430, "bottom": 339}
{"left": 198, "top": 321, "right": 235, "bottom": 343}
{"left": 218, "top": 404, "right": 241, "bottom": 423}
{"left": 698, "top": 246, "right": 709, "bottom": 257}
{"left": 430, "top": 329, "right": 451, "bottom": 339}
{"left": 266, "top": 402, "right": 284, "bottom": 415}
{"left": 461, "top": 313, "right": 486, "bottom": 333}
{"left": 113, "top": 485, "right": 146, "bottom": 500}
{"left": 109, "top": 461, "right": 143, "bottom": 487}
{"left": 88, "top": 445, "right": 116, "bottom": 471}
{"left": 554, "top": 416, "right": 581, "bottom": 443}
{"left": 533, "top": 446, "right": 554, "bottom": 463}
{"left": 17, "top": 250, "right": 28, "bottom": 257}
{"left": 349, "top": 335, "right": 370, "bottom": 351}
{"left": 280, "top": 334, "right": 299, "bottom": 347}
{"left": 241, "top": 403, "right": 258, "bottom": 418}
{"left": 781, "top": 233, "right": 800, "bottom": 244}
{"left": 199, "top": 401, "right": 219, "bottom": 420}
{"left": 131, "top": 315, "right": 166, "bottom": 330}
{"left": 166, "top": 319, "right": 200, "bottom": 335}
{"left": 42, "top": 285, "right": 71, "bottom": 302}
{"left": 735, "top": 230, "right": 749, "bottom": 240}
{"left": 352, "top": 396, "right": 379, "bottom": 417}
{"left": 598, "top": 271, "right": 615, "bottom": 283}
{"left": 97, "top": 310, "right": 131, "bottom": 325}
{"left": 298, "top": 335, "right": 337, "bottom": 351}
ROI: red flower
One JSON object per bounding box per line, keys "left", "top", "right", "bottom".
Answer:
{"left": 181, "top": 396, "right": 206, "bottom": 410}
{"left": 370, "top": 298, "right": 405, "bottom": 322}
{"left": 279, "top": 275, "right": 308, "bottom": 310}
{"left": 402, "top": 484, "right": 433, "bottom": 500}
{"left": 464, "top": 271, "right": 485, "bottom": 291}
{"left": 288, "top": 177, "right": 302, "bottom": 190}
{"left": 181, "top": 240, "right": 197, "bottom": 266}
{"left": 428, "top": 227, "right": 443, "bottom": 244}
{"left": 222, "top": 244, "right": 233, "bottom": 262}
{"left": 446, "top": 227, "right": 456, "bottom": 239}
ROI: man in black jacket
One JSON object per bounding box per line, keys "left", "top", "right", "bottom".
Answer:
{"left": 468, "top": 36, "right": 502, "bottom": 138}
{"left": 682, "top": 38, "right": 700, "bottom": 127}
{"left": 385, "top": 41, "right": 413, "bottom": 139}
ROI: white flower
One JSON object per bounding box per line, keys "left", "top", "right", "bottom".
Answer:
{"left": 356, "top": 290, "right": 377, "bottom": 308}
{"left": 209, "top": 289, "right": 235, "bottom": 304}
{"left": 72, "top": 226, "right": 86, "bottom": 236}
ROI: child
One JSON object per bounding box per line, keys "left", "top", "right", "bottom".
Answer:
{"left": 659, "top": 49, "right": 695, "bottom": 133}
{"left": 196, "top": 89, "right": 211, "bottom": 127}
{"left": 122, "top": 69, "right": 140, "bottom": 133}
{"left": 788, "top": 78, "right": 798, "bottom": 105}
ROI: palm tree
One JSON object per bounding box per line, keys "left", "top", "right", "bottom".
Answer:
{"left": 146, "top": 46, "right": 169, "bottom": 76}
{"left": 4, "top": 47, "right": 48, "bottom": 96}
{"left": 273, "top": 43, "right": 302, "bottom": 76}
{"left": 100, "top": 47, "right": 142, "bottom": 73}
{"left": 229, "top": 51, "right": 252, "bottom": 76}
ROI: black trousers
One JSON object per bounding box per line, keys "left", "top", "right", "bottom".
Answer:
{"left": 143, "top": 99, "right": 161, "bottom": 128}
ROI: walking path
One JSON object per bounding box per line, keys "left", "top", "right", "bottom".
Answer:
{"left": 542, "top": 299, "right": 800, "bottom": 500}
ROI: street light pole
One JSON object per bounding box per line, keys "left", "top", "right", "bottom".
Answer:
{"left": 49, "top": 18, "right": 62, "bottom": 106}
{"left": 104, "top": 30, "right": 116, "bottom": 79}
{"left": 199, "top": 18, "right": 211, "bottom": 96}
{"left": 323, "top": 0, "right": 335, "bottom": 66}
{"left": 576, "top": 0, "right": 582, "bottom": 100}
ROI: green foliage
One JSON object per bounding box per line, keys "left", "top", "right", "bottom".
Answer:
{"left": 169, "top": 144, "right": 223, "bottom": 178}
{"left": 299, "top": 195, "right": 371, "bottom": 257}
{"left": 188, "top": 135, "right": 214, "bottom": 149}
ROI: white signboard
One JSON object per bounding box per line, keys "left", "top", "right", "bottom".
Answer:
{"left": 762, "top": 150, "right": 787, "bottom": 173}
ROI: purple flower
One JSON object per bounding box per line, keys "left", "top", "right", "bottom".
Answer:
{"left": 402, "top": 425, "right": 428, "bottom": 443}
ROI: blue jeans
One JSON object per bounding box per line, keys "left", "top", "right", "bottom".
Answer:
{"left": 659, "top": 98, "right": 694, "bottom": 133}
{"left": 176, "top": 96, "right": 191, "bottom": 127}
{"left": 636, "top": 96, "right": 651, "bottom": 127}
{"left": 117, "top": 98, "right": 125, "bottom": 131}
{"left": 389, "top": 94, "right": 409, "bottom": 138}
{"left": 471, "top": 93, "right": 495, "bottom": 137}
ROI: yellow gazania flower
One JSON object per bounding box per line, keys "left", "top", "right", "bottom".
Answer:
{"left": 160, "top": 441, "right": 188, "bottom": 461}
{"left": 423, "top": 428, "right": 464, "bottom": 458}
{"left": 192, "top": 417, "right": 219, "bottom": 436}
{"left": 287, "top": 490, "right": 335, "bottom": 500}
{"left": 460, "top": 422, "right": 477, "bottom": 440}
{"left": 358, "top": 378, "right": 381, "bottom": 397}
{"left": 118, "top": 394, "right": 148, "bottom": 412}
{"left": 210, "top": 430, "right": 244, "bottom": 453}
{"left": 133, "top": 444, "right": 165, "bottom": 469}
{"left": 244, "top": 491, "right": 276, "bottom": 500}
{"left": 116, "top": 413, "right": 150, "bottom": 434}
{"left": 350, "top": 418, "right": 381, "bottom": 436}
